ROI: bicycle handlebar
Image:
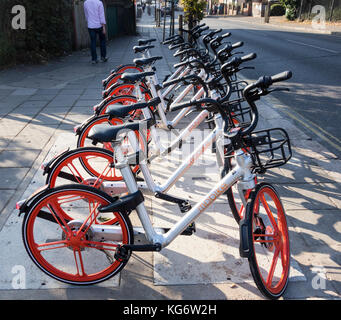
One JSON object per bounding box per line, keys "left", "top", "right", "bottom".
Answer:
{"left": 221, "top": 52, "right": 257, "bottom": 72}
{"left": 239, "top": 70, "right": 292, "bottom": 135}
{"left": 171, "top": 71, "right": 292, "bottom": 139}
{"left": 163, "top": 34, "right": 183, "bottom": 45}
{"left": 232, "top": 41, "right": 243, "bottom": 49}
{"left": 163, "top": 74, "right": 209, "bottom": 96}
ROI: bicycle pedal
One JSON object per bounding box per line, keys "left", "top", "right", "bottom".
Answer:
{"left": 179, "top": 201, "right": 191, "bottom": 213}
{"left": 181, "top": 222, "right": 196, "bottom": 236}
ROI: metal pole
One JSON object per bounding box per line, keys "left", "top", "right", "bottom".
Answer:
{"left": 179, "top": 14, "right": 183, "bottom": 36}
{"left": 163, "top": 0, "right": 167, "bottom": 41}
{"left": 329, "top": 0, "right": 335, "bottom": 21}
{"left": 298, "top": 0, "right": 304, "bottom": 21}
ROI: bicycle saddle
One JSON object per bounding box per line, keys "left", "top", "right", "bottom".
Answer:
{"left": 134, "top": 56, "right": 162, "bottom": 67}
{"left": 88, "top": 119, "right": 154, "bottom": 144}
{"left": 138, "top": 38, "right": 156, "bottom": 46}
{"left": 133, "top": 45, "right": 154, "bottom": 54}
{"left": 106, "top": 97, "right": 160, "bottom": 119}
{"left": 121, "top": 71, "right": 155, "bottom": 83}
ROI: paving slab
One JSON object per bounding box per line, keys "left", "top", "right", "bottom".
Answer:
{"left": 0, "top": 168, "right": 30, "bottom": 189}
{"left": 0, "top": 133, "right": 120, "bottom": 290}
{"left": 0, "top": 150, "right": 41, "bottom": 168}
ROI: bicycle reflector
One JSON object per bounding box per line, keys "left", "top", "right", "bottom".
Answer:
{"left": 41, "top": 161, "right": 48, "bottom": 171}
{"left": 15, "top": 199, "right": 25, "bottom": 210}
{"left": 73, "top": 125, "right": 81, "bottom": 134}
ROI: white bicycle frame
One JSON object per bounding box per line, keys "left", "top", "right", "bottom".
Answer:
{"left": 140, "top": 66, "right": 207, "bottom": 129}
{"left": 132, "top": 78, "right": 221, "bottom": 159}
{"left": 100, "top": 105, "right": 227, "bottom": 199}
{"left": 109, "top": 131, "right": 256, "bottom": 248}
{"left": 142, "top": 46, "right": 195, "bottom": 101}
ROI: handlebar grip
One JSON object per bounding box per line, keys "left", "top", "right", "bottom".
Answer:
{"left": 271, "top": 71, "right": 292, "bottom": 84}
{"left": 211, "top": 28, "right": 222, "bottom": 35}
{"left": 222, "top": 32, "right": 231, "bottom": 39}
{"left": 174, "top": 48, "right": 198, "bottom": 58}
{"left": 232, "top": 41, "right": 243, "bottom": 49}
{"left": 190, "top": 23, "right": 205, "bottom": 32}
{"left": 163, "top": 35, "right": 182, "bottom": 45}
{"left": 240, "top": 52, "right": 257, "bottom": 62}
{"left": 197, "top": 26, "right": 209, "bottom": 33}
{"left": 169, "top": 42, "right": 186, "bottom": 50}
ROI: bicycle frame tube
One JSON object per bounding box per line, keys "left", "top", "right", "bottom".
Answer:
{"left": 160, "top": 160, "right": 247, "bottom": 247}
{"left": 168, "top": 86, "right": 206, "bottom": 128}
{"left": 161, "top": 65, "right": 190, "bottom": 99}
{"left": 142, "top": 124, "right": 220, "bottom": 194}
{"left": 114, "top": 139, "right": 254, "bottom": 246}
{"left": 160, "top": 108, "right": 210, "bottom": 157}
{"left": 112, "top": 143, "right": 161, "bottom": 243}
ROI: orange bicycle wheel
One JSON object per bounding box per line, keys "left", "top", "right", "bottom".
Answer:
{"left": 22, "top": 185, "right": 134, "bottom": 285}
{"left": 246, "top": 182, "right": 290, "bottom": 299}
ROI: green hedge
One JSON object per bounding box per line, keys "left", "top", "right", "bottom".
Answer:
{"left": 270, "top": 3, "right": 286, "bottom": 16}
{"left": 0, "top": 0, "right": 73, "bottom": 68}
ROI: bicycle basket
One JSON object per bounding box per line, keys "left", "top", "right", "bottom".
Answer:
{"left": 222, "top": 97, "right": 252, "bottom": 130}
{"left": 245, "top": 128, "right": 292, "bottom": 173}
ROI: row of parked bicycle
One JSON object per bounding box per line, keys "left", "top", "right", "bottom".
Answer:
{"left": 16, "top": 23, "right": 293, "bottom": 299}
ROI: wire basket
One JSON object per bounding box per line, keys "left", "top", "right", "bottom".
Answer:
{"left": 222, "top": 97, "right": 252, "bottom": 130}
{"left": 245, "top": 128, "right": 292, "bottom": 173}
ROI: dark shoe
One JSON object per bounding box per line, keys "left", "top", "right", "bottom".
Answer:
{"left": 101, "top": 57, "right": 108, "bottom": 63}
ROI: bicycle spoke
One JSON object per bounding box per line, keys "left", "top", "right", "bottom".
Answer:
{"left": 259, "top": 194, "right": 279, "bottom": 233}
{"left": 47, "top": 204, "right": 71, "bottom": 235}
{"left": 266, "top": 247, "right": 280, "bottom": 287}
{"left": 66, "top": 162, "right": 84, "bottom": 184}
{"left": 73, "top": 249, "right": 86, "bottom": 277}
{"left": 37, "top": 240, "right": 68, "bottom": 252}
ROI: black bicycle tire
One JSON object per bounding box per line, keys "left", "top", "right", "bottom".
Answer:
{"left": 46, "top": 147, "right": 114, "bottom": 186}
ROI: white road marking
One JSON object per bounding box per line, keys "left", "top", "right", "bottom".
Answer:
{"left": 286, "top": 39, "right": 338, "bottom": 54}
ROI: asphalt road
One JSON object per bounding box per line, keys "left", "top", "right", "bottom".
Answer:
{"left": 202, "top": 17, "right": 341, "bottom": 159}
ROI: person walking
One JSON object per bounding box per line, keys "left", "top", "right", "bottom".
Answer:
{"left": 84, "top": 0, "right": 108, "bottom": 64}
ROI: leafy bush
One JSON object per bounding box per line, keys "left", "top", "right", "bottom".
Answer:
{"left": 280, "top": 0, "right": 299, "bottom": 20}
{"left": 181, "top": 0, "right": 206, "bottom": 24}
{"left": 0, "top": 0, "right": 73, "bottom": 67}
{"left": 270, "top": 3, "right": 286, "bottom": 16}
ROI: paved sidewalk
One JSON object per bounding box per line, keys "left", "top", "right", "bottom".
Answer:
{"left": 0, "top": 11, "right": 340, "bottom": 300}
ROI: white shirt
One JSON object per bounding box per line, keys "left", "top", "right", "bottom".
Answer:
{"left": 84, "top": 0, "right": 106, "bottom": 29}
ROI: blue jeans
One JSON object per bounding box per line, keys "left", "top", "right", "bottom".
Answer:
{"left": 88, "top": 27, "right": 106, "bottom": 61}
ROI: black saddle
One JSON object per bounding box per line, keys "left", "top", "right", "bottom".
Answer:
{"left": 88, "top": 119, "right": 153, "bottom": 144}
{"left": 106, "top": 97, "right": 160, "bottom": 119}
{"left": 138, "top": 38, "right": 156, "bottom": 46}
{"left": 134, "top": 56, "right": 162, "bottom": 67}
{"left": 121, "top": 71, "right": 155, "bottom": 83}
{"left": 133, "top": 45, "right": 154, "bottom": 54}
